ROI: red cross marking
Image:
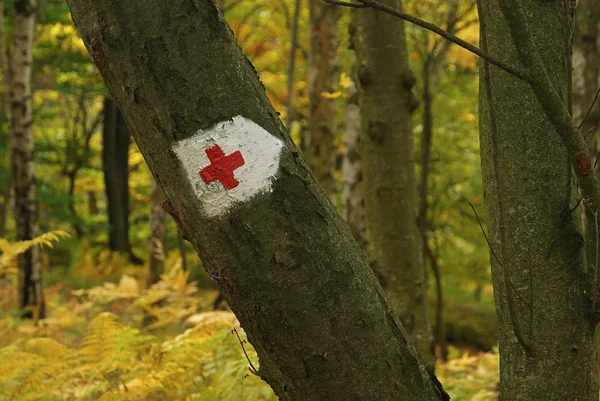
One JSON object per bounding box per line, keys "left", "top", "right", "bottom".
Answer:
{"left": 199, "top": 145, "right": 245, "bottom": 190}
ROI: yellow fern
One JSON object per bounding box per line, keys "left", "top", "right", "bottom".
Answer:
{"left": 0, "top": 230, "right": 70, "bottom": 277}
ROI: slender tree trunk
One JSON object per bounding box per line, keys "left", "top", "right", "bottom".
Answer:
{"left": 341, "top": 87, "right": 366, "bottom": 250}
{"left": 419, "top": 61, "right": 447, "bottom": 360}
{"left": 0, "top": 0, "right": 10, "bottom": 239}
{"left": 351, "top": 2, "right": 434, "bottom": 363}
{"left": 285, "top": 0, "right": 301, "bottom": 129}
{"left": 478, "top": 1, "right": 598, "bottom": 399}
{"left": 102, "top": 97, "right": 132, "bottom": 255}
{"left": 0, "top": 97, "right": 9, "bottom": 239}
{"left": 178, "top": 232, "right": 187, "bottom": 271}
{"left": 67, "top": 1, "right": 449, "bottom": 399}
{"left": 308, "top": 0, "right": 340, "bottom": 200}
{"left": 67, "top": 170, "right": 84, "bottom": 238}
{"left": 87, "top": 191, "right": 99, "bottom": 215}
{"left": 10, "top": 0, "right": 43, "bottom": 318}
{"left": 149, "top": 177, "right": 166, "bottom": 285}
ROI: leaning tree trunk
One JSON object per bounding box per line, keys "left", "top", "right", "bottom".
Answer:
{"left": 351, "top": 2, "right": 434, "bottom": 363}
{"left": 102, "top": 97, "right": 132, "bottom": 255}
{"left": 67, "top": 1, "right": 449, "bottom": 400}
{"left": 478, "top": 1, "right": 598, "bottom": 399}
{"left": 308, "top": 0, "right": 340, "bottom": 200}
{"left": 10, "top": 0, "right": 43, "bottom": 319}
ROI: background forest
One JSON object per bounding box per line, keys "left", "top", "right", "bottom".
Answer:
{"left": 0, "top": 0, "right": 569, "bottom": 399}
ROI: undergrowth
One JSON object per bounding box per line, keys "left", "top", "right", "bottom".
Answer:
{"left": 0, "top": 234, "right": 499, "bottom": 401}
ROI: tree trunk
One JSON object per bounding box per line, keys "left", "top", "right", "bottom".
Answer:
{"left": 67, "top": 1, "right": 449, "bottom": 399}
{"left": 0, "top": 0, "right": 10, "bottom": 239}
{"left": 308, "top": 0, "right": 340, "bottom": 200}
{"left": 149, "top": 177, "right": 166, "bottom": 285}
{"left": 10, "top": 0, "right": 43, "bottom": 318}
{"left": 351, "top": 2, "right": 434, "bottom": 363}
{"left": 478, "top": 1, "right": 598, "bottom": 399}
{"left": 87, "top": 191, "right": 99, "bottom": 215}
{"left": 67, "top": 170, "right": 84, "bottom": 238}
{"left": 341, "top": 88, "right": 366, "bottom": 250}
{"left": 102, "top": 97, "right": 132, "bottom": 255}
{"left": 285, "top": 0, "right": 301, "bottom": 129}
{"left": 178, "top": 232, "right": 187, "bottom": 271}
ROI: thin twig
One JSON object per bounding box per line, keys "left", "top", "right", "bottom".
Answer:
{"left": 569, "top": 198, "right": 583, "bottom": 215}
{"left": 232, "top": 328, "right": 259, "bottom": 376}
{"left": 469, "top": 202, "right": 531, "bottom": 308}
{"left": 469, "top": 202, "right": 502, "bottom": 268}
{"left": 322, "top": 0, "right": 528, "bottom": 81}
{"left": 578, "top": 86, "right": 600, "bottom": 130}
{"left": 322, "top": 0, "right": 366, "bottom": 7}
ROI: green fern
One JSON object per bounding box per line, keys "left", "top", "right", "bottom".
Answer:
{"left": 0, "top": 311, "right": 276, "bottom": 401}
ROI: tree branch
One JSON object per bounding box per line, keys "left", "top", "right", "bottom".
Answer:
{"left": 322, "top": 0, "right": 528, "bottom": 81}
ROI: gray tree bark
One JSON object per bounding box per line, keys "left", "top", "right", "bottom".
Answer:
{"left": 478, "top": 0, "right": 598, "bottom": 399}
{"left": 66, "top": 0, "right": 449, "bottom": 399}
{"left": 351, "top": 2, "right": 434, "bottom": 363}
{"left": 10, "top": 0, "right": 43, "bottom": 319}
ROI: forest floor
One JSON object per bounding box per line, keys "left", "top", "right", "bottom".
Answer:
{"left": 0, "top": 259, "right": 499, "bottom": 401}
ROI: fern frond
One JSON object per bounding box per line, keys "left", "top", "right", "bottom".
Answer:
{"left": 0, "top": 230, "right": 70, "bottom": 275}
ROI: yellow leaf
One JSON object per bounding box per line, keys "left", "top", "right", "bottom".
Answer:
{"left": 321, "top": 91, "right": 343, "bottom": 100}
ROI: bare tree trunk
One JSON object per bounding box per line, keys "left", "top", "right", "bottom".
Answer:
{"left": 10, "top": 0, "right": 43, "bottom": 318}
{"left": 178, "top": 232, "right": 187, "bottom": 271}
{"left": 102, "top": 97, "right": 135, "bottom": 260}
{"left": 478, "top": 0, "right": 598, "bottom": 399}
{"left": 341, "top": 87, "right": 366, "bottom": 250}
{"left": 308, "top": 0, "right": 340, "bottom": 200}
{"left": 351, "top": 1, "right": 434, "bottom": 363}
{"left": 67, "top": 1, "right": 449, "bottom": 399}
{"left": 148, "top": 177, "right": 166, "bottom": 285}
{"left": 87, "top": 191, "right": 99, "bottom": 215}
{"left": 285, "top": 0, "right": 301, "bottom": 129}
{"left": 0, "top": 0, "right": 10, "bottom": 238}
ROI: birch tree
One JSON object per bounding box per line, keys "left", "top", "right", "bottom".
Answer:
{"left": 10, "top": 0, "right": 43, "bottom": 318}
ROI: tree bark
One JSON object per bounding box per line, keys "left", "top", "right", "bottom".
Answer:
{"left": 102, "top": 97, "right": 132, "bottom": 255}
{"left": 10, "top": 0, "right": 43, "bottom": 318}
{"left": 351, "top": 2, "right": 434, "bottom": 363}
{"left": 149, "top": 177, "right": 166, "bottom": 285}
{"left": 478, "top": 1, "right": 598, "bottom": 399}
{"left": 308, "top": 0, "right": 340, "bottom": 200}
{"left": 66, "top": 1, "right": 449, "bottom": 399}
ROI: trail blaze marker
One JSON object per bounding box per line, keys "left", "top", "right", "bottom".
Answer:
{"left": 173, "top": 116, "right": 285, "bottom": 217}
{"left": 199, "top": 145, "right": 245, "bottom": 190}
